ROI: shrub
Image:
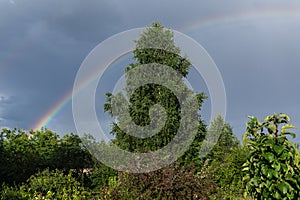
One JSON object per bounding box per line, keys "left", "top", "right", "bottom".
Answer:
{"left": 242, "top": 113, "right": 300, "bottom": 199}
{"left": 100, "top": 161, "right": 221, "bottom": 200}
{"left": 0, "top": 184, "right": 29, "bottom": 200}
{"left": 210, "top": 146, "right": 248, "bottom": 199}
{"left": 26, "top": 169, "right": 91, "bottom": 200}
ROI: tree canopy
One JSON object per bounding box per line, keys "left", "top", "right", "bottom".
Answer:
{"left": 104, "top": 22, "right": 207, "bottom": 166}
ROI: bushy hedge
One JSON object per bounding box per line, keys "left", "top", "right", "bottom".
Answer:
{"left": 1, "top": 169, "right": 91, "bottom": 200}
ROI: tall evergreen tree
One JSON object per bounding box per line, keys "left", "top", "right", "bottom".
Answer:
{"left": 104, "top": 22, "right": 207, "bottom": 164}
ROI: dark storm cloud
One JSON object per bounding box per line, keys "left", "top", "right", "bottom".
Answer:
{"left": 0, "top": 0, "right": 123, "bottom": 42}
{"left": 191, "top": 15, "right": 300, "bottom": 139}
{"left": 106, "top": 0, "right": 253, "bottom": 29}
{"left": 0, "top": 0, "right": 123, "bottom": 130}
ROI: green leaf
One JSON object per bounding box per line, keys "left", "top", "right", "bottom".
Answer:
{"left": 267, "top": 124, "right": 276, "bottom": 133}
{"left": 279, "top": 113, "right": 290, "bottom": 122}
{"left": 271, "top": 163, "right": 281, "bottom": 171}
{"left": 242, "top": 132, "right": 250, "bottom": 143}
{"left": 273, "top": 145, "right": 284, "bottom": 155}
{"left": 261, "top": 165, "right": 267, "bottom": 175}
{"left": 262, "top": 189, "right": 269, "bottom": 198}
{"left": 269, "top": 183, "right": 275, "bottom": 192}
{"left": 242, "top": 174, "right": 250, "bottom": 182}
{"left": 281, "top": 124, "right": 295, "bottom": 130}
{"left": 281, "top": 163, "right": 287, "bottom": 171}
{"left": 242, "top": 167, "right": 249, "bottom": 172}
{"left": 253, "top": 177, "right": 259, "bottom": 186}
{"left": 272, "top": 169, "right": 279, "bottom": 178}
{"left": 281, "top": 124, "right": 296, "bottom": 138}
{"left": 280, "top": 152, "right": 289, "bottom": 161}
{"left": 278, "top": 137, "right": 286, "bottom": 144}
{"left": 287, "top": 192, "right": 294, "bottom": 199}
{"left": 264, "top": 115, "right": 272, "bottom": 123}
{"left": 263, "top": 152, "right": 275, "bottom": 163}
{"left": 281, "top": 131, "right": 296, "bottom": 138}
{"left": 278, "top": 181, "right": 291, "bottom": 194}
{"left": 266, "top": 169, "right": 273, "bottom": 179}
{"left": 274, "top": 191, "right": 281, "bottom": 199}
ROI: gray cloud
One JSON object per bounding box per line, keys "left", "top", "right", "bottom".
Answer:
{"left": 193, "top": 15, "right": 300, "bottom": 140}
{"left": 0, "top": 0, "right": 300, "bottom": 142}
{"left": 0, "top": 0, "right": 124, "bottom": 131}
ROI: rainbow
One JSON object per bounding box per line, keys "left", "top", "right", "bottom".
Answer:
{"left": 32, "top": 54, "right": 130, "bottom": 130}
{"left": 32, "top": 90, "right": 73, "bottom": 131}
{"left": 177, "top": 7, "right": 300, "bottom": 33}
{"left": 32, "top": 8, "right": 300, "bottom": 131}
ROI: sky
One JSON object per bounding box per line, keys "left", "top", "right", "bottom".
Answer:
{"left": 1, "top": 0, "right": 300, "bottom": 142}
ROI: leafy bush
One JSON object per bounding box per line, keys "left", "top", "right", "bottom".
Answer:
{"left": 0, "top": 184, "right": 29, "bottom": 200}
{"left": 242, "top": 113, "right": 300, "bottom": 199}
{"left": 27, "top": 169, "right": 91, "bottom": 199}
{"left": 210, "top": 146, "right": 248, "bottom": 199}
{"left": 0, "top": 128, "right": 93, "bottom": 186}
{"left": 88, "top": 162, "right": 118, "bottom": 190}
{"left": 100, "top": 161, "right": 221, "bottom": 200}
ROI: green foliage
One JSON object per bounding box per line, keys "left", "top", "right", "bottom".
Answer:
{"left": 205, "top": 114, "right": 240, "bottom": 161}
{"left": 88, "top": 162, "right": 118, "bottom": 190}
{"left": 210, "top": 146, "right": 248, "bottom": 199}
{"left": 101, "top": 161, "right": 221, "bottom": 200}
{"left": 104, "top": 22, "right": 207, "bottom": 167}
{"left": 1, "top": 169, "right": 91, "bottom": 200}
{"left": 0, "top": 184, "right": 29, "bottom": 200}
{"left": 0, "top": 128, "right": 93, "bottom": 186}
{"left": 55, "top": 133, "right": 93, "bottom": 171}
{"left": 204, "top": 114, "right": 246, "bottom": 199}
{"left": 242, "top": 113, "right": 300, "bottom": 199}
{"left": 26, "top": 169, "right": 90, "bottom": 199}
{"left": 6, "top": 22, "right": 295, "bottom": 200}
{"left": 1, "top": 128, "right": 39, "bottom": 184}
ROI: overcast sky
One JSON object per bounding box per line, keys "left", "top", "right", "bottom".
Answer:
{"left": 1, "top": 0, "right": 300, "bottom": 142}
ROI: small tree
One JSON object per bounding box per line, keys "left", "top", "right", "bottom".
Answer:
{"left": 242, "top": 113, "right": 300, "bottom": 199}
{"left": 205, "top": 114, "right": 245, "bottom": 198}
{"left": 204, "top": 113, "right": 240, "bottom": 161}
